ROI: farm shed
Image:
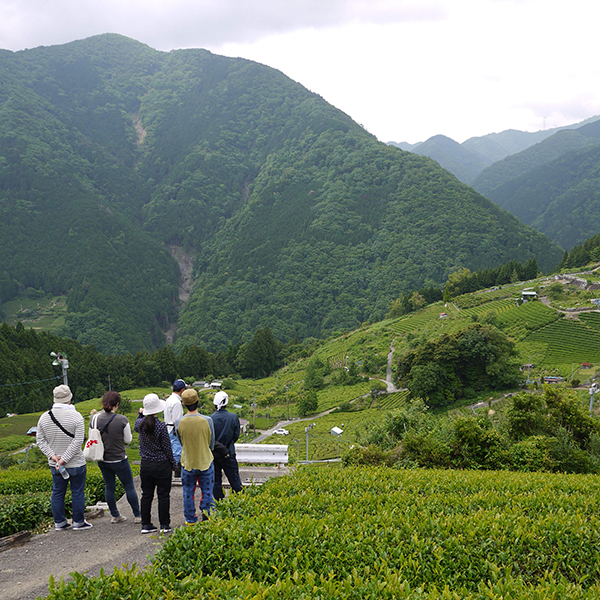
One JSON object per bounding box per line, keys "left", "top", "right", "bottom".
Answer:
{"left": 521, "top": 290, "right": 538, "bottom": 302}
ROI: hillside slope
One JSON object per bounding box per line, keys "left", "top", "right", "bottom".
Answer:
{"left": 480, "top": 143, "right": 600, "bottom": 249}
{"left": 473, "top": 119, "right": 600, "bottom": 197}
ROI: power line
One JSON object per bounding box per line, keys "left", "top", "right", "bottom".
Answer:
{"left": 0, "top": 376, "right": 59, "bottom": 388}
{"left": 0, "top": 377, "right": 60, "bottom": 409}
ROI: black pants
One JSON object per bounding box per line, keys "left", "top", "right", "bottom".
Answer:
{"left": 213, "top": 455, "right": 243, "bottom": 500}
{"left": 140, "top": 460, "right": 172, "bottom": 528}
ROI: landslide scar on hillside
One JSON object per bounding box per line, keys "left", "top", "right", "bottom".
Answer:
{"left": 132, "top": 112, "right": 147, "bottom": 145}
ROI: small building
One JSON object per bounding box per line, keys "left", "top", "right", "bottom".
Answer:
{"left": 521, "top": 363, "right": 534, "bottom": 371}
{"left": 439, "top": 312, "right": 448, "bottom": 319}
{"left": 521, "top": 290, "right": 538, "bottom": 302}
{"left": 544, "top": 376, "right": 563, "bottom": 384}
{"left": 582, "top": 363, "right": 592, "bottom": 369}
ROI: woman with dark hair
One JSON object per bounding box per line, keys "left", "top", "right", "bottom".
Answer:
{"left": 134, "top": 393, "right": 176, "bottom": 534}
{"left": 96, "top": 391, "right": 141, "bottom": 524}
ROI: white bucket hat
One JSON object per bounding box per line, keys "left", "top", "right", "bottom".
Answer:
{"left": 53, "top": 384, "right": 73, "bottom": 404}
{"left": 143, "top": 393, "right": 166, "bottom": 416}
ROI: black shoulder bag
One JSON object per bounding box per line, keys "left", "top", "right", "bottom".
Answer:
{"left": 48, "top": 409, "right": 75, "bottom": 438}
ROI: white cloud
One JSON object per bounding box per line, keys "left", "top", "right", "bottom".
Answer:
{"left": 1, "top": 0, "right": 599, "bottom": 143}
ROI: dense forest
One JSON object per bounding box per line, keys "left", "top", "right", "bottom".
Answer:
{"left": 0, "top": 321, "right": 297, "bottom": 416}
{"left": 0, "top": 34, "right": 563, "bottom": 353}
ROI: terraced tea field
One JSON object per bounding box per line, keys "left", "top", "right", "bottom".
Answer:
{"left": 526, "top": 318, "right": 600, "bottom": 365}
{"left": 495, "top": 301, "right": 561, "bottom": 339}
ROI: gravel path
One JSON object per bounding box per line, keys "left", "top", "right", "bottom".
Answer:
{"left": 0, "top": 467, "right": 288, "bottom": 600}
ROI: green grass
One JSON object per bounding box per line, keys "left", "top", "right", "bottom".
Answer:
{"left": 261, "top": 408, "right": 384, "bottom": 461}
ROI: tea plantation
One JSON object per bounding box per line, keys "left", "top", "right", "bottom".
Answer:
{"left": 44, "top": 467, "right": 600, "bottom": 599}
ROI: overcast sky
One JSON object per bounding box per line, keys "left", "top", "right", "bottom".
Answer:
{"left": 1, "top": 0, "right": 598, "bottom": 144}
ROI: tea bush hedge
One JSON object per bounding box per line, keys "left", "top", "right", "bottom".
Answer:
{"left": 39, "top": 467, "right": 600, "bottom": 599}
{"left": 0, "top": 464, "right": 138, "bottom": 536}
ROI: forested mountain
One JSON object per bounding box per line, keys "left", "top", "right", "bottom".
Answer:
{"left": 406, "top": 135, "right": 489, "bottom": 184}
{"left": 389, "top": 116, "right": 600, "bottom": 186}
{"left": 0, "top": 34, "right": 563, "bottom": 353}
{"left": 478, "top": 143, "right": 600, "bottom": 250}
{"left": 473, "top": 119, "right": 600, "bottom": 197}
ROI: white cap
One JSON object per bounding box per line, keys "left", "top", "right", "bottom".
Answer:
{"left": 213, "top": 391, "right": 229, "bottom": 408}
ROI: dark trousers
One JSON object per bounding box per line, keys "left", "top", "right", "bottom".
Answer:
{"left": 140, "top": 460, "right": 172, "bottom": 528}
{"left": 213, "top": 455, "right": 243, "bottom": 500}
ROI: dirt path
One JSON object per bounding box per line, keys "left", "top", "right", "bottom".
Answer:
{"left": 0, "top": 468, "right": 286, "bottom": 600}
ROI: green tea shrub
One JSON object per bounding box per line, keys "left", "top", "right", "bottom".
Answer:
{"left": 342, "top": 444, "right": 396, "bottom": 466}
{"left": 0, "top": 492, "right": 51, "bottom": 537}
{"left": 0, "top": 463, "right": 139, "bottom": 536}
{"left": 43, "top": 468, "right": 600, "bottom": 599}
{"left": 0, "top": 435, "right": 32, "bottom": 453}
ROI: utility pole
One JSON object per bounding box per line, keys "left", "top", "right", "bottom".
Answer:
{"left": 294, "top": 438, "right": 300, "bottom": 463}
{"left": 50, "top": 352, "right": 69, "bottom": 386}
{"left": 305, "top": 422, "right": 316, "bottom": 463}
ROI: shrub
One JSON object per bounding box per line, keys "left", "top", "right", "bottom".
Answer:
{"left": 342, "top": 445, "right": 396, "bottom": 466}
{"left": 118, "top": 398, "right": 132, "bottom": 414}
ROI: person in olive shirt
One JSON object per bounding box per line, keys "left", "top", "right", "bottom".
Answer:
{"left": 175, "top": 388, "right": 215, "bottom": 523}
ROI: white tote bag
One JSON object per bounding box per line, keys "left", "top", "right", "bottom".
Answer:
{"left": 83, "top": 414, "right": 105, "bottom": 461}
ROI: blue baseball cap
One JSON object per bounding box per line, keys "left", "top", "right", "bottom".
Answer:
{"left": 173, "top": 379, "right": 186, "bottom": 392}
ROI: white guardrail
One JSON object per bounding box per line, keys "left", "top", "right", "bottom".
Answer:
{"left": 234, "top": 443, "right": 288, "bottom": 467}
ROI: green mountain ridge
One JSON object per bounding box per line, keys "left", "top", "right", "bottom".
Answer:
{"left": 408, "top": 134, "right": 489, "bottom": 184}
{"left": 0, "top": 33, "right": 563, "bottom": 353}
{"left": 390, "top": 116, "right": 600, "bottom": 187}
{"left": 480, "top": 143, "right": 600, "bottom": 250}
{"left": 473, "top": 118, "right": 600, "bottom": 197}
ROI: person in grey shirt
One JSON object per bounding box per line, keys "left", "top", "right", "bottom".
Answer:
{"left": 96, "top": 391, "right": 141, "bottom": 524}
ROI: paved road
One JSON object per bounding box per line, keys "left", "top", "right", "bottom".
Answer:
{"left": 0, "top": 466, "right": 288, "bottom": 600}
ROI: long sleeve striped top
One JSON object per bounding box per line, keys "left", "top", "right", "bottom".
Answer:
{"left": 36, "top": 404, "right": 86, "bottom": 468}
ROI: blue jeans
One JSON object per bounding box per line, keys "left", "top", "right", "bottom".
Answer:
{"left": 98, "top": 459, "right": 140, "bottom": 518}
{"left": 213, "top": 455, "right": 243, "bottom": 500}
{"left": 182, "top": 463, "right": 214, "bottom": 523}
{"left": 51, "top": 464, "right": 87, "bottom": 526}
{"left": 169, "top": 430, "right": 182, "bottom": 463}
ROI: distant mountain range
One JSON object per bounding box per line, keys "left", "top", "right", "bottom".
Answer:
{"left": 0, "top": 34, "right": 563, "bottom": 353}
{"left": 389, "top": 116, "right": 600, "bottom": 249}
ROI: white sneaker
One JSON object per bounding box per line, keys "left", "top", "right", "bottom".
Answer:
{"left": 111, "top": 515, "right": 127, "bottom": 524}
